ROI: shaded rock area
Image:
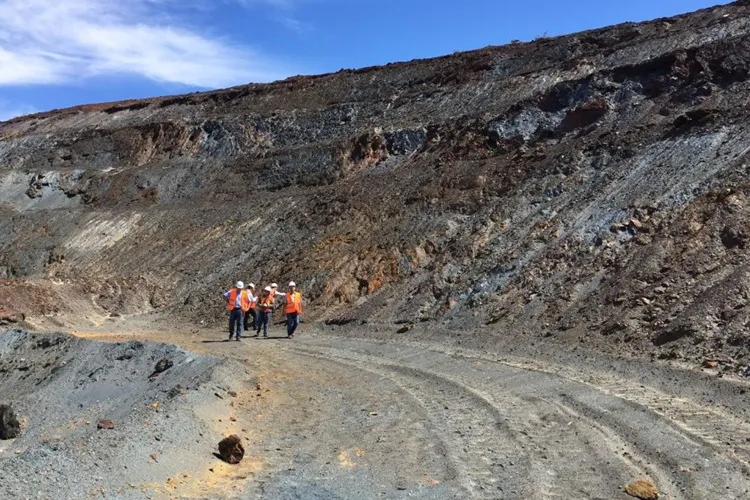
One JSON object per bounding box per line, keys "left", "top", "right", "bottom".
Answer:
{"left": 1, "top": 2, "right": 750, "bottom": 371}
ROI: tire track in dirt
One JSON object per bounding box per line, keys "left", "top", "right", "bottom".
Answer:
{"left": 357, "top": 336, "right": 750, "bottom": 474}
{"left": 283, "top": 337, "right": 750, "bottom": 499}
{"left": 284, "top": 346, "right": 533, "bottom": 498}
{"left": 284, "top": 343, "right": 649, "bottom": 498}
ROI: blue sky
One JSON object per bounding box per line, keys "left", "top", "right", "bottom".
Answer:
{"left": 0, "top": 0, "right": 730, "bottom": 120}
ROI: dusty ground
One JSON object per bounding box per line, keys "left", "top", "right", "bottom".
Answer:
{"left": 4, "top": 317, "right": 750, "bottom": 499}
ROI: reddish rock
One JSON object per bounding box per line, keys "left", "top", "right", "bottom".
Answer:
{"left": 97, "top": 419, "right": 115, "bottom": 430}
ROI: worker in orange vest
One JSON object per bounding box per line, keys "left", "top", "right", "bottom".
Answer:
{"left": 242, "top": 283, "right": 258, "bottom": 333}
{"left": 223, "top": 281, "right": 251, "bottom": 341}
{"left": 255, "top": 286, "right": 275, "bottom": 338}
{"left": 284, "top": 281, "right": 302, "bottom": 338}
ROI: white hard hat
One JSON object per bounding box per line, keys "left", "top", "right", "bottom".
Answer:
{"left": 271, "top": 282, "right": 278, "bottom": 288}
{"left": 248, "top": 283, "right": 255, "bottom": 289}
{"left": 235, "top": 281, "right": 244, "bottom": 289}
{"left": 264, "top": 286, "right": 272, "bottom": 292}
{"left": 288, "top": 281, "right": 296, "bottom": 287}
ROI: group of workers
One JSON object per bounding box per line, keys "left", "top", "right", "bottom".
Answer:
{"left": 223, "top": 281, "right": 302, "bottom": 341}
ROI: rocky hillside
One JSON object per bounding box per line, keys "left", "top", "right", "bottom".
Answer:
{"left": 2, "top": 1, "right": 750, "bottom": 367}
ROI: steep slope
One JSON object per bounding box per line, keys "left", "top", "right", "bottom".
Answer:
{"left": 2, "top": 1, "right": 750, "bottom": 368}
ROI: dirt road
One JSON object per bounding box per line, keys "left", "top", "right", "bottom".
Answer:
{"left": 62, "top": 322, "right": 750, "bottom": 499}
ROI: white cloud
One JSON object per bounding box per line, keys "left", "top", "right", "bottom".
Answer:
{"left": 0, "top": 0, "right": 291, "bottom": 88}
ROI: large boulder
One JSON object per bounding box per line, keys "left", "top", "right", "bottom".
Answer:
{"left": 0, "top": 404, "right": 21, "bottom": 440}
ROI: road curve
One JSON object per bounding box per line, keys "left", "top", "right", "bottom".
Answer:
{"left": 254, "top": 333, "right": 750, "bottom": 499}
{"left": 66, "top": 325, "right": 750, "bottom": 499}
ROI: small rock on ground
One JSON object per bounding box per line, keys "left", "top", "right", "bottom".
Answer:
{"left": 218, "top": 435, "right": 244, "bottom": 464}
{"left": 625, "top": 479, "right": 659, "bottom": 500}
{"left": 97, "top": 420, "right": 115, "bottom": 430}
{"left": 151, "top": 359, "right": 174, "bottom": 376}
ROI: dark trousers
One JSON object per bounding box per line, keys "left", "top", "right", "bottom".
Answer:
{"left": 244, "top": 309, "right": 257, "bottom": 332}
{"left": 286, "top": 313, "right": 300, "bottom": 337}
{"left": 257, "top": 311, "right": 270, "bottom": 336}
{"left": 229, "top": 308, "right": 244, "bottom": 339}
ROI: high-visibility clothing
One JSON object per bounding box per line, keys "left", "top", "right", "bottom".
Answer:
{"left": 226, "top": 289, "right": 252, "bottom": 312}
{"left": 257, "top": 294, "right": 274, "bottom": 312}
{"left": 285, "top": 292, "right": 302, "bottom": 314}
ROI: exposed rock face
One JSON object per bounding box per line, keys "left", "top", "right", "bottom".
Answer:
{"left": 2, "top": 2, "right": 750, "bottom": 367}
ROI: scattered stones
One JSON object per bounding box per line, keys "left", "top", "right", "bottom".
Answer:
{"left": 218, "top": 435, "right": 245, "bottom": 464}
{"left": 0, "top": 404, "right": 21, "bottom": 440}
{"left": 97, "top": 420, "right": 115, "bottom": 430}
{"left": 625, "top": 479, "right": 659, "bottom": 499}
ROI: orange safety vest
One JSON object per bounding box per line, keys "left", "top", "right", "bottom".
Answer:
{"left": 285, "top": 292, "right": 302, "bottom": 314}
{"left": 257, "top": 294, "right": 274, "bottom": 312}
{"left": 227, "top": 289, "right": 251, "bottom": 312}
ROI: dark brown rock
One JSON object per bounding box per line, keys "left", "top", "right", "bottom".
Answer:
{"left": 0, "top": 404, "right": 21, "bottom": 440}
{"left": 218, "top": 435, "right": 244, "bottom": 464}
{"left": 721, "top": 226, "right": 747, "bottom": 249}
